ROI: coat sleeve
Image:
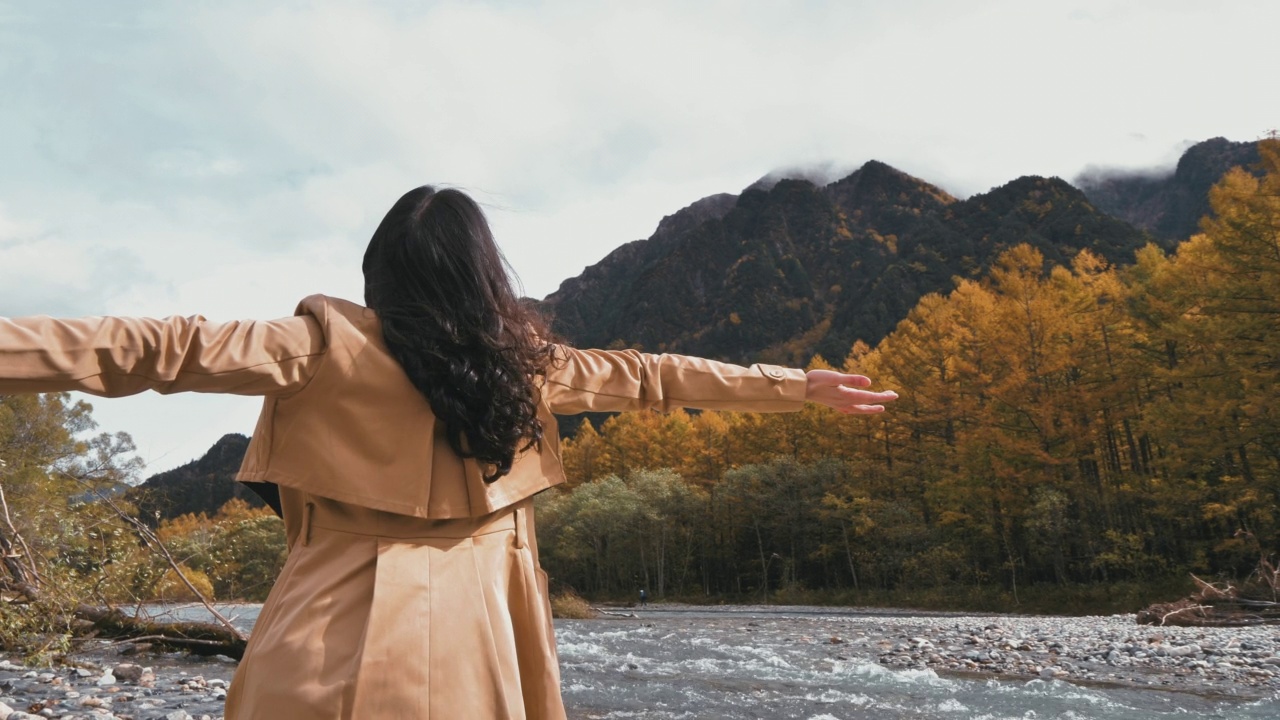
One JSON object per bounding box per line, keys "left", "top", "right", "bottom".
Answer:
{"left": 542, "top": 345, "right": 808, "bottom": 415}
{"left": 0, "top": 313, "right": 325, "bottom": 398}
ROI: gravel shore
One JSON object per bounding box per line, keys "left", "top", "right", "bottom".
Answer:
{"left": 0, "top": 609, "right": 1274, "bottom": 719}
{"left": 852, "top": 612, "right": 1280, "bottom": 697}
{"left": 0, "top": 652, "right": 235, "bottom": 720}
{"left": 658, "top": 606, "right": 1280, "bottom": 699}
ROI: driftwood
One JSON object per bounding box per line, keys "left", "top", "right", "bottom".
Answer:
{"left": 72, "top": 604, "right": 247, "bottom": 658}
{"left": 1137, "top": 571, "right": 1280, "bottom": 627}
{"left": 0, "top": 469, "right": 250, "bottom": 659}
{"left": 0, "top": 581, "right": 250, "bottom": 658}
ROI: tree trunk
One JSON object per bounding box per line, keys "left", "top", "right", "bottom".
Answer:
{"left": 841, "top": 522, "right": 859, "bottom": 590}
{"left": 754, "top": 519, "right": 768, "bottom": 604}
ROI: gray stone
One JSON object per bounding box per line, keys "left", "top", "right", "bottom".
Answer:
{"left": 111, "top": 664, "right": 144, "bottom": 683}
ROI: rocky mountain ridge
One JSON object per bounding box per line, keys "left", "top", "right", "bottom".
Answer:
{"left": 126, "top": 433, "right": 263, "bottom": 522}
{"left": 1075, "top": 137, "right": 1261, "bottom": 242}
{"left": 539, "top": 149, "right": 1192, "bottom": 365}
{"left": 130, "top": 137, "right": 1262, "bottom": 515}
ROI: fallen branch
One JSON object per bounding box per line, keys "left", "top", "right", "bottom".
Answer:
{"left": 595, "top": 608, "right": 636, "bottom": 618}
{"left": 72, "top": 604, "right": 246, "bottom": 658}
{"left": 0, "top": 469, "right": 250, "bottom": 659}
{"left": 0, "top": 484, "right": 40, "bottom": 586}
{"left": 68, "top": 474, "right": 247, "bottom": 644}
{"left": 1138, "top": 570, "right": 1280, "bottom": 627}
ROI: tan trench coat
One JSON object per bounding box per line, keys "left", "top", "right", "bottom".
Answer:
{"left": 0, "top": 295, "right": 809, "bottom": 719}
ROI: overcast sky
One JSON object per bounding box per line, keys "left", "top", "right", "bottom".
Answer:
{"left": 2, "top": 0, "right": 1276, "bottom": 477}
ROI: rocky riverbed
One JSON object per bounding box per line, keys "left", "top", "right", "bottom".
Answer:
{"left": 559, "top": 606, "right": 1280, "bottom": 718}
{"left": 0, "top": 655, "right": 235, "bottom": 720}
{"left": 0, "top": 605, "right": 1274, "bottom": 719}
{"left": 847, "top": 611, "right": 1280, "bottom": 695}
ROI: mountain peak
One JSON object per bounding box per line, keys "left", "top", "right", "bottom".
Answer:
{"left": 127, "top": 433, "right": 258, "bottom": 522}
{"left": 990, "top": 174, "right": 1086, "bottom": 200}
{"left": 824, "top": 160, "right": 956, "bottom": 223}
{"left": 746, "top": 162, "right": 858, "bottom": 193}
{"left": 1076, "top": 137, "right": 1261, "bottom": 242}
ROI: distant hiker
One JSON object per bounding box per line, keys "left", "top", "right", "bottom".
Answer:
{"left": 639, "top": 588, "right": 648, "bottom": 607}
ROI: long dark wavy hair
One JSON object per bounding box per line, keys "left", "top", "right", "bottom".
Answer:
{"left": 363, "top": 186, "right": 557, "bottom": 482}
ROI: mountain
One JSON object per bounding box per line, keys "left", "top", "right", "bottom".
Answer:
{"left": 132, "top": 137, "right": 1257, "bottom": 490}
{"left": 543, "top": 192, "right": 738, "bottom": 348}
{"left": 126, "top": 433, "right": 264, "bottom": 523}
{"left": 1075, "top": 137, "right": 1262, "bottom": 244}
{"left": 540, "top": 160, "right": 1151, "bottom": 366}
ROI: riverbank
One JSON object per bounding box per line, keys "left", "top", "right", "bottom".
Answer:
{"left": 0, "top": 652, "right": 235, "bottom": 720}
{"left": 0, "top": 603, "right": 1274, "bottom": 719}
{"left": 589, "top": 576, "right": 1198, "bottom": 617}
{"left": 610, "top": 604, "right": 1280, "bottom": 699}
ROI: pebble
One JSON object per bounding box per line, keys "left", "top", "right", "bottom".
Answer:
{"left": 858, "top": 612, "right": 1280, "bottom": 697}
{"left": 0, "top": 646, "right": 234, "bottom": 720}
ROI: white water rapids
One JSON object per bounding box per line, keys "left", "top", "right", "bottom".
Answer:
{"left": 555, "top": 607, "right": 1278, "bottom": 720}
{"left": 140, "top": 603, "right": 1279, "bottom": 719}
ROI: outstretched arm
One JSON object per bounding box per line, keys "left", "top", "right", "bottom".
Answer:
{"left": 0, "top": 314, "right": 325, "bottom": 398}
{"left": 542, "top": 345, "right": 895, "bottom": 415}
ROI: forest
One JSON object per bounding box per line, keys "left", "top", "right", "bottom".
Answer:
{"left": 0, "top": 141, "right": 1274, "bottom": 652}
{"left": 536, "top": 140, "right": 1280, "bottom": 612}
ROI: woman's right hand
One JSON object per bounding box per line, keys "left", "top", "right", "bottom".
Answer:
{"left": 804, "top": 369, "right": 898, "bottom": 415}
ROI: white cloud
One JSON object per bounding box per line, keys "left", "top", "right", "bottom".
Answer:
{"left": 2, "top": 0, "right": 1277, "bottom": 474}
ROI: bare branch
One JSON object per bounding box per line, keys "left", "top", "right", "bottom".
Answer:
{"left": 62, "top": 473, "right": 247, "bottom": 643}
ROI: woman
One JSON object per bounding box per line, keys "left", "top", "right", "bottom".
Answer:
{"left": 0, "top": 186, "right": 897, "bottom": 719}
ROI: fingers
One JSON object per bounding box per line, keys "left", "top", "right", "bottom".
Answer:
{"left": 816, "top": 372, "right": 871, "bottom": 388}
{"left": 839, "top": 404, "right": 887, "bottom": 415}
{"left": 838, "top": 387, "right": 898, "bottom": 403}
{"left": 830, "top": 387, "right": 898, "bottom": 414}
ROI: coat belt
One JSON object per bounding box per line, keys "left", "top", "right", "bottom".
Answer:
{"left": 298, "top": 494, "right": 525, "bottom": 546}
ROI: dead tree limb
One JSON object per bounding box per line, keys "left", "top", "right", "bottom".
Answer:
{"left": 86, "top": 484, "right": 248, "bottom": 643}
{"left": 0, "top": 483, "right": 40, "bottom": 586}
{"left": 1138, "top": 571, "right": 1280, "bottom": 627}
{"left": 0, "top": 469, "right": 250, "bottom": 658}
{"left": 72, "top": 604, "right": 247, "bottom": 658}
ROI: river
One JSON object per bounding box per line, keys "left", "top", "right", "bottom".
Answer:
{"left": 141, "top": 603, "right": 1280, "bottom": 719}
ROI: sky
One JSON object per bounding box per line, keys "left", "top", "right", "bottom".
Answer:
{"left": 1, "top": 0, "right": 1276, "bottom": 478}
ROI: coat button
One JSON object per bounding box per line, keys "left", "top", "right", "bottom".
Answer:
{"left": 766, "top": 367, "right": 785, "bottom": 380}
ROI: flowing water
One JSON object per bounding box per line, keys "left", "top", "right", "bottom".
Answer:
{"left": 143, "top": 603, "right": 1280, "bottom": 719}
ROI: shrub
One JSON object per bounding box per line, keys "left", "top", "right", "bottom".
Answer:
{"left": 153, "top": 566, "right": 215, "bottom": 602}
{"left": 550, "top": 590, "right": 596, "bottom": 619}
